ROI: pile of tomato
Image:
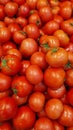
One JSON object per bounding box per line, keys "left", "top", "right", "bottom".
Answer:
{"left": 0, "top": 0, "right": 73, "bottom": 130}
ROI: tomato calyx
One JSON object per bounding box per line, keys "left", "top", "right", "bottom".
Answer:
{"left": 51, "top": 47, "right": 59, "bottom": 54}
{"left": 19, "top": 30, "right": 27, "bottom": 35}
{"left": 1, "top": 59, "right": 10, "bottom": 70}
{"left": 12, "top": 88, "right": 18, "bottom": 95}
{"left": 64, "top": 60, "right": 73, "bottom": 69}
{"left": 36, "top": 20, "right": 41, "bottom": 26}
{"left": 40, "top": 43, "right": 50, "bottom": 49}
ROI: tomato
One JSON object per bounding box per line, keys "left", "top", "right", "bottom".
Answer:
{"left": 59, "top": 1, "right": 72, "bottom": 20}
{"left": 45, "top": 98, "right": 63, "bottom": 120}
{"left": 28, "top": 92, "right": 45, "bottom": 112}
{"left": 20, "top": 60, "right": 31, "bottom": 75}
{"left": 26, "top": 64, "right": 43, "bottom": 84}
{"left": 0, "top": 21, "right": 6, "bottom": 28}
{"left": 13, "top": 0, "right": 26, "bottom": 5}
{"left": 58, "top": 105, "right": 73, "bottom": 127}
{"left": 67, "top": 88, "right": 73, "bottom": 106}
{"left": 2, "top": 41, "right": 16, "bottom": 56}
{"left": 37, "top": 108, "right": 47, "bottom": 118}
{"left": 6, "top": 48, "right": 22, "bottom": 60}
{"left": 53, "top": 121, "right": 64, "bottom": 130}
{"left": 49, "top": 0, "right": 60, "bottom": 7}
{"left": 42, "top": 20, "right": 59, "bottom": 35}
{"left": 0, "top": 89, "right": 11, "bottom": 99}
{"left": 19, "top": 38, "right": 38, "bottom": 57}
{"left": 0, "top": 72, "right": 12, "bottom": 92}
{"left": 46, "top": 47, "right": 68, "bottom": 68}
{"left": 4, "top": 17, "right": 15, "bottom": 26}
{"left": 0, "top": 5, "right": 5, "bottom": 20}
{"left": 53, "top": 15, "right": 63, "bottom": 26}
{"left": 8, "top": 23, "right": 21, "bottom": 36}
{"left": 34, "top": 81, "right": 46, "bottom": 92}
{"left": 26, "top": 0, "right": 37, "bottom": 9}
{"left": 13, "top": 31, "right": 26, "bottom": 45}
{"left": 13, "top": 106, "right": 36, "bottom": 130}
{"left": 44, "top": 67, "right": 65, "bottom": 90}
{"left": 18, "top": 3, "right": 30, "bottom": 18}
{"left": 34, "top": 117, "right": 54, "bottom": 130}
{"left": 0, "top": 0, "right": 10, "bottom": 5}
{"left": 23, "top": 23, "right": 40, "bottom": 40}
{"left": 15, "top": 16, "right": 28, "bottom": 28}
{"left": 0, "top": 27, "right": 11, "bottom": 43}
{"left": 47, "top": 84, "right": 66, "bottom": 98}
{"left": 65, "top": 42, "right": 73, "bottom": 52}
{"left": 37, "top": 0, "right": 49, "bottom": 10}
{"left": 52, "top": 6, "right": 60, "bottom": 15}
{"left": 0, "top": 97, "right": 17, "bottom": 122}
{"left": 1, "top": 54, "right": 21, "bottom": 76}
{"left": 61, "top": 19, "right": 73, "bottom": 35}
{"left": 12, "top": 94, "right": 28, "bottom": 106}
{"left": 4, "top": 2, "right": 18, "bottom": 18}
{"left": 65, "top": 69, "right": 73, "bottom": 88}
{"left": 30, "top": 51, "right": 47, "bottom": 69}
{"left": 0, "top": 122, "right": 12, "bottom": 130}
{"left": 28, "top": 13, "right": 42, "bottom": 28}
{"left": 39, "top": 6, "right": 53, "bottom": 23}
{"left": 11, "top": 76, "right": 33, "bottom": 97}
{"left": 54, "top": 29, "right": 70, "bottom": 48}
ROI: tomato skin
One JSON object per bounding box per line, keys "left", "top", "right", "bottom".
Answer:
{"left": 4, "top": 2, "right": 18, "bottom": 18}
{"left": 20, "top": 38, "right": 38, "bottom": 57}
{"left": 47, "top": 84, "right": 66, "bottom": 99}
{"left": 26, "top": 64, "right": 43, "bottom": 84}
{"left": 53, "top": 121, "right": 64, "bottom": 130}
{"left": 34, "top": 82, "right": 46, "bottom": 93}
{"left": 65, "top": 69, "right": 73, "bottom": 88}
{"left": 67, "top": 88, "right": 73, "bottom": 106}
{"left": 37, "top": 0, "right": 49, "bottom": 10}
{"left": 42, "top": 20, "right": 59, "bottom": 35}
{"left": 1, "top": 54, "right": 21, "bottom": 76}
{"left": 45, "top": 98, "right": 63, "bottom": 120}
{"left": 28, "top": 92, "right": 45, "bottom": 112}
{"left": 46, "top": 47, "right": 68, "bottom": 68}
{"left": 0, "top": 21, "right": 6, "bottom": 28}
{"left": 0, "top": 72, "right": 12, "bottom": 92}
{"left": 34, "top": 117, "right": 54, "bottom": 130}
{"left": 4, "top": 17, "right": 15, "bottom": 26}
{"left": 11, "top": 76, "right": 33, "bottom": 97}
{"left": 0, "top": 27, "right": 11, "bottom": 43}
{"left": 0, "top": 0, "right": 10, "bottom": 5}
{"left": 26, "top": 0, "right": 37, "bottom": 9}
{"left": 61, "top": 19, "right": 73, "bottom": 35}
{"left": 30, "top": 51, "right": 48, "bottom": 70}
{"left": 0, "top": 5, "right": 5, "bottom": 20}
{"left": 0, "top": 97, "right": 17, "bottom": 122}
{"left": 13, "top": 106, "right": 36, "bottom": 130}
{"left": 44, "top": 67, "right": 65, "bottom": 90}
{"left": 39, "top": 6, "right": 53, "bottom": 23}
{"left": 0, "top": 90, "right": 11, "bottom": 99}
{"left": 0, "top": 122, "right": 12, "bottom": 130}
{"left": 58, "top": 105, "right": 73, "bottom": 127}
{"left": 67, "top": 127, "right": 73, "bottom": 130}
{"left": 13, "top": 0, "right": 26, "bottom": 5}
{"left": 16, "top": 16, "right": 28, "bottom": 28}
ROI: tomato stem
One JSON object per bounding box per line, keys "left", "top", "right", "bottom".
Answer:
{"left": 12, "top": 88, "right": 18, "bottom": 95}
{"left": 40, "top": 43, "right": 50, "bottom": 48}
{"left": 51, "top": 48, "right": 59, "bottom": 54}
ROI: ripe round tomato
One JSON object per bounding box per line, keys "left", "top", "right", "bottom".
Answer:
{"left": 45, "top": 98, "right": 63, "bottom": 120}
{"left": 0, "top": 97, "right": 17, "bottom": 122}
{"left": 0, "top": 72, "right": 12, "bottom": 92}
{"left": 11, "top": 76, "right": 33, "bottom": 97}
{"left": 34, "top": 117, "right": 54, "bottom": 130}
{"left": 58, "top": 105, "right": 73, "bottom": 127}
{"left": 44, "top": 67, "right": 65, "bottom": 90}
{"left": 19, "top": 38, "right": 38, "bottom": 57}
{"left": 13, "top": 106, "right": 36, "bottom": 130}
{"left": 26, "top": 64, "right": 43, "bottom": 84}
{"left": 46, "top": 47, "right": 68, "bottom": 68}
{"left": 1, "top": 54, "right": 21, "bottom": 75}
{"left": 28, "top": 92, "right": 45, "bottom": 112}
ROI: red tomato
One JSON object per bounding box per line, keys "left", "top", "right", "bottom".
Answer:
{"left": 13, "top": 0, "right": 26, "bottom": 5}
{"left": 4, "top": 17, "right": 15, "bottom": 26}
{"left": 0, "top": 5, "right": 5, "bottom": 20}
{"left": 0, "top": 97, "right": 17, "bottom": 122}
{"left": 1, "top": 54, "right": 21, "bottom": 76}
{"left": 58, "top": 105, "right": 73, "bottom": 127}
{"left": 4, "top": 2, "right": 18, "bottom": 18}
{"left": 19, "top": 38, "right": 38, "bottom": 57}
{"left": 11, "top": 76, "right": 33, "bottom": 97}
{"left": 67, "top": 88, "right": 73, "bottom": 106}
{"left": 28, "top": 92, "right": 45, "bottom": 112}
{"left": 45, "top": 98, "right": 63, "bottom": 120}
{"left": 0, "top": 72, "right": 12, "bottom": 92}
{"left": 0, "top": 122, "right": 12, "bottom": 130}
{"left": 44, "top": 67, "right": 66, "bottom": 90}
{"left": 53, "top": 121, "right": 64, "bottom": 130}
{"left": 26, "top": 64, "right": 43, "bottom": 84}
{"left": 13, "top": 106, "right": 36, "bottom": 130}
{"left": 37, "top": 0, "right": 49, "bottom": 10}
{"left": 34, "top": 117, "right": 54, "bottom": 130}
{"left": 65, "top": 69, "right": 73, "bottom": 88}
{"left": 26, "top": 0, "right": 37, "bottom": 9}
{"left": 0, "top": 0, "right": 10, "bottom": 5}
{"left": 0, "top": 27, "right": 11, "bottom": 43}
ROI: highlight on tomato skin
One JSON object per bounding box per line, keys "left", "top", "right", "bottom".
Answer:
{"left": 0, "top": 0, "right": 73, "bottom": 130}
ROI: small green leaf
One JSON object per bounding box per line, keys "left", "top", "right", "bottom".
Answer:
{"left": 1, "top": 59, "right": 7, "bottom": 67}
{"left": 12, "top": 88, "right": 18, "bottom": 95}
{"left": 40, "top": 43, "right": 50, "bottom": 48}
{"left": 51, "top": 48, "right": 59, "bottom": 54}
{"left": 65, "top": 61, "right": 72, "bottom": 69}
